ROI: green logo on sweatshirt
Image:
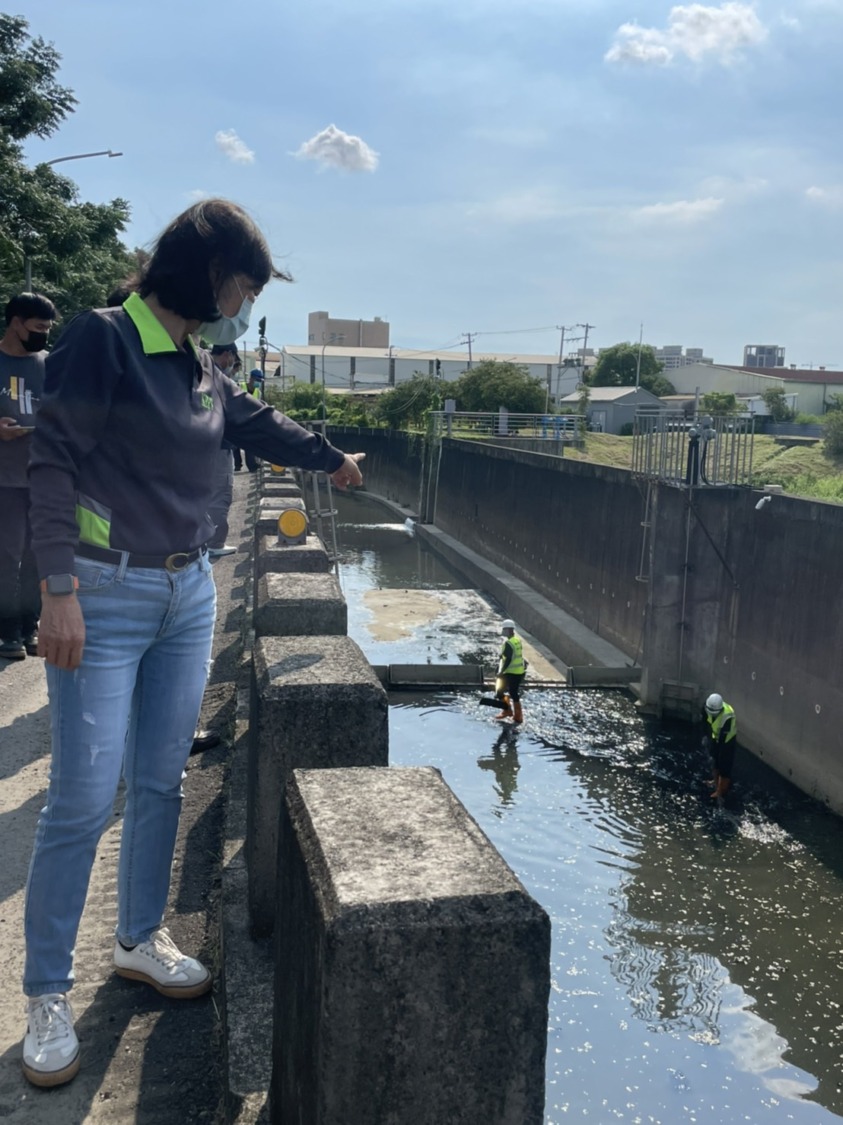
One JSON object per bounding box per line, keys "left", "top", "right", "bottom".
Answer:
{"left": 201, "top": 393, "right": 214, "bottom": 411}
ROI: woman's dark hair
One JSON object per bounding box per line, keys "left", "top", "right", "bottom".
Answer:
{"left": 137, "top": 198, "right": 291, "bottom": 321}
{"left": 5, "top": 292, "right": 58, "bottom": 325}
{"left": 106, "top": 277, "right": 138, "bottom": 307}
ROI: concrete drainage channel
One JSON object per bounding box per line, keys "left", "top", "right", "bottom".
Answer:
{"left": 223, "top": 473, "right": 568, "bottom": 1124}
{"left": 224, "top": 478, "right": 843, "bottom": 1124}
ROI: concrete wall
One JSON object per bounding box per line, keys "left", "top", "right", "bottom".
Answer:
{"left": 329, "top": 427, "right": 425, "bottom": 512}
{"left": 433, "top": 439, "right": 649, "bottom": 660}
{"left": 330, "top": 428, "right": 843, "bottom": 814}
{"left": 641, "top": 486, "right": 843, "bottom": 812}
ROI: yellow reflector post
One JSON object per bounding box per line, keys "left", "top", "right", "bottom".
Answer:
{"left": 270, "top": 464, "right": 286, "bottom": 475}
{"left": 277, "top": 508, "right": 308, "bottom": 545}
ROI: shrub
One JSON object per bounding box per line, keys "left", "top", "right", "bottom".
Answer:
{"left": 762, "top": 387, "right": 796, "bottom": 422}
{"left": 823, "top": 411, "right": 843, "bottom": 458}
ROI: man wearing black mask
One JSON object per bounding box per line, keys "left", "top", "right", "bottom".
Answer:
{"left": 0, "top": 293, "right": 58, "bottom": 659}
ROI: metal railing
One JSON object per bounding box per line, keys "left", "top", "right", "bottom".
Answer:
{"left": 428, "top": 411, "right": 585, "bottom": 440}
{"left": 298, "top": 420, "right": 340, "bottom": 566}
{"left": 632, "top": 412, "right": 755, "bottom": 488}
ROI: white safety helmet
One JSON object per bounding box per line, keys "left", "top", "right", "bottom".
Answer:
{"left": 705, "top": 693, "right": 724, "bottom": 714}
{"left": 500, "top": 619, "right": 516, "bottom": 633}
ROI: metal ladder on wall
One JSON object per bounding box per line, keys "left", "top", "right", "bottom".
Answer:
{"left": 295, "top": 421, "right": 340, "bottom": 570}
{"left": 635, "top": 478, "right": 654, "bottom": 584}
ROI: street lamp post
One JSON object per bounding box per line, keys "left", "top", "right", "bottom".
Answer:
{"left": 23, "top": 149, "right": 123, "bottom": 290}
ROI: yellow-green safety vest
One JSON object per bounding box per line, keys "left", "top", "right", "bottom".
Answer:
{"left": 500, "top": 634, "right": 526, "bottom": 676}
{"left": 707, "top": 701, "right": 736, "bottom": 742}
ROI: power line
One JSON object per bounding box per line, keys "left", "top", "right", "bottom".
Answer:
{"left": 474, "top": 325, "right": 558, "bottom": 338}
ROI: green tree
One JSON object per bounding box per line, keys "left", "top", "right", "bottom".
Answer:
{"left": 453, "top": 359, "right": 545, "bottom": 413}
{"left": 375, "top": 372, "right": 442, "bottom": 428}
{"left": 761, "top": 387, "right": 795, "bottom": 422}
{"left": 266, "top": 380, "right": 328, "bottom": 421}
{"left": 700, "top": 392, "right": 739, "bottom": 415}
{"left": 0, "top": 15, "right": 76, "bottom": 139}
{"left": 265, "top": 381, "right": 379, "bottom": 427}
{"left": 824, "top": 393, "right": 843, "bottom": 413}
{"left": 0, "top": 15, "right": 136, "bottom": 321}
{"left": 823, "top": 411, "right": 843, "bottom": 459}
{"left": 589, "top": 342, "right": 674, "bottom": 395}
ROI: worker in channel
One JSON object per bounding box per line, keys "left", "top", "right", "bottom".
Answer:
{"left": 703, "top": 693, "right": 736, "bottom": 799}
{"left": 494, "top": 619, "right": 526, "bottom": 723}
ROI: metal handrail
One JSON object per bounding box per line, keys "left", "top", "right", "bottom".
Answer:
{"left": 429, "top": 411, "right": 585, "bottom": 439}
{"left": 632, "top": 411, "right": 755, "bottom": 488}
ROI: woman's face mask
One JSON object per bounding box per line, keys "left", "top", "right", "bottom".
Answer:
{"left": 199, "top": 278, "right": 253, "bottom": 345}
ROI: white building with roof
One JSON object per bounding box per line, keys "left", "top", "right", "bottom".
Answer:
{"left": 662, "top": 362, "right": 843, "bottom": 416}
{"left": 274, "top": 345, "right": 579, "bottom": 400}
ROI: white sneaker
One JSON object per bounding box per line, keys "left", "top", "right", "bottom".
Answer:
{"left": 22, "top": 993, "right": 80, "bottom": 1087}
{"left": 207, "top": 545, "right": 236, "bottom": 558}
{"left": 113, "top": 927, "right": 211, "bottom": 998}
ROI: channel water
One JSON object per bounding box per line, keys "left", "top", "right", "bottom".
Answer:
{"left": 335, "top": 491, "right": 843, "bottom": 1124}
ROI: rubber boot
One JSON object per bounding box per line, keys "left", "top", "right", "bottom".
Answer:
{"left": 494, "top": 694, "right": 512, "bottom": 720}
{"left": 711, "top": 776, "right": 731, "bottom": 800}
{"left": 512, "top": 701, "right": 523, "bottom": 724}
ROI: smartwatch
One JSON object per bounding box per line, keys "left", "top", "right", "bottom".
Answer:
{"left": 41, "top": 574, "right": 79, "bottom": 596}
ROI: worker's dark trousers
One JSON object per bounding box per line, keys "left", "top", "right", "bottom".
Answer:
{"left": 0, "top": 487, "right": 40, "bottom": 642}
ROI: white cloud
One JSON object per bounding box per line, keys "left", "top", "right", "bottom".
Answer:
{"left": 633, "top": 197, "right": 725, "bottom": 223}
{"left": 294, "top": 124, "right": 379, "bottom": 173}
{"left": 186, "top": 188, "right": 211, "bottom": 202}
{"left": 805, "top": 184, "right": 843, "bottom": 209}
{"left": 215, "top": 129, "right": 255, "bottom": 164}
{"left": 606, "top": 3, "right": 768, "bottom": 66}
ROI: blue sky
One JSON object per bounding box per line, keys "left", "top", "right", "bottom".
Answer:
{"left": 20, "top": 0, "right": 843, "bottom": 367}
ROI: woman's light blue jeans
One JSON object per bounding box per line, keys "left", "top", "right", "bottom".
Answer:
{"left": 23, "top": 551, "right": 216, "bottom": 997}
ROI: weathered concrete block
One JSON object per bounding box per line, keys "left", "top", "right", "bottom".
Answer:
{"left": 255, "top": 498, "right": 307, "bottom": 538}
{"left": 271, "top": 766, "right": 550, "bottom": 1125}
{"left": 255, "top": 534, "right": 333, "bottom": 580}
{"left": 262, "top": 481, "right": 303, "bottom": 500}
{"left": 247, "top": 636, "right": 388, "bottom": 937}
{"left": 254, "top": 572, "right": 347, "bottom": 638}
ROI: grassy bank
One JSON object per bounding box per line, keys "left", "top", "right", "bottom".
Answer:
{"left": 563, "top": 434, "right": 843, "bottom": 503}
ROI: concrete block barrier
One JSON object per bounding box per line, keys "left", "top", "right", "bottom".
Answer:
{"left": 261, "top": 481, "right": 303, "bottom": 501}
{"left": 256, "top": 498, "right": 307, "bottom": 539}
{"left": 255, "top": 534, "right": 333, "bottom": 580}
{"left": 247, "top": 636, "right": 388, "bottom": 937}
{"left": 254, "top": 572, "right": 347, "bottom": 638}
{"left": 271, "top": 766, "right": 551, "bottom": 1125}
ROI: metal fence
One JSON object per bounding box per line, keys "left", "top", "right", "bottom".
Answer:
{"left": 632, "top": 412, "right": 755, "bottom": 488}
{"left": 428, "top": 411, "right": 585, "bottom": 440}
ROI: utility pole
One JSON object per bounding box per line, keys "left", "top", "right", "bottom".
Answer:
{"left": 577, "top": 323, "right": 595, "bottom": 385}
{"left": 554, "top": 327, "right": 585, "bottom": 403}
{"left": 635, "top": 322, "right": 644, "bottom": 390}
{"left": 461, "top": 332, "right": 477, "bottom": 369}
{"left": 549, "top": 324, "right": 566, "bottom": 411}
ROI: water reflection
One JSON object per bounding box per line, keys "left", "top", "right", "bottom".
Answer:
{"left": 477, "top": 726, "right": 522, "bottom": 811}
{"left": 392, "top": 692, "right": 843, "bottom": 1121}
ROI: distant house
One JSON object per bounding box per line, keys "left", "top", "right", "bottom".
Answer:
{"left": 666, "top": 362, "right": 843, "bottom": 416}
{"left": 560, "top": 385, "right": 665, "bottom": 434}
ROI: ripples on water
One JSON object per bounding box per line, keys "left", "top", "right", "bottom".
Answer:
{"left": 390, "top": 689, "right": 843, "bottom": 1124}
